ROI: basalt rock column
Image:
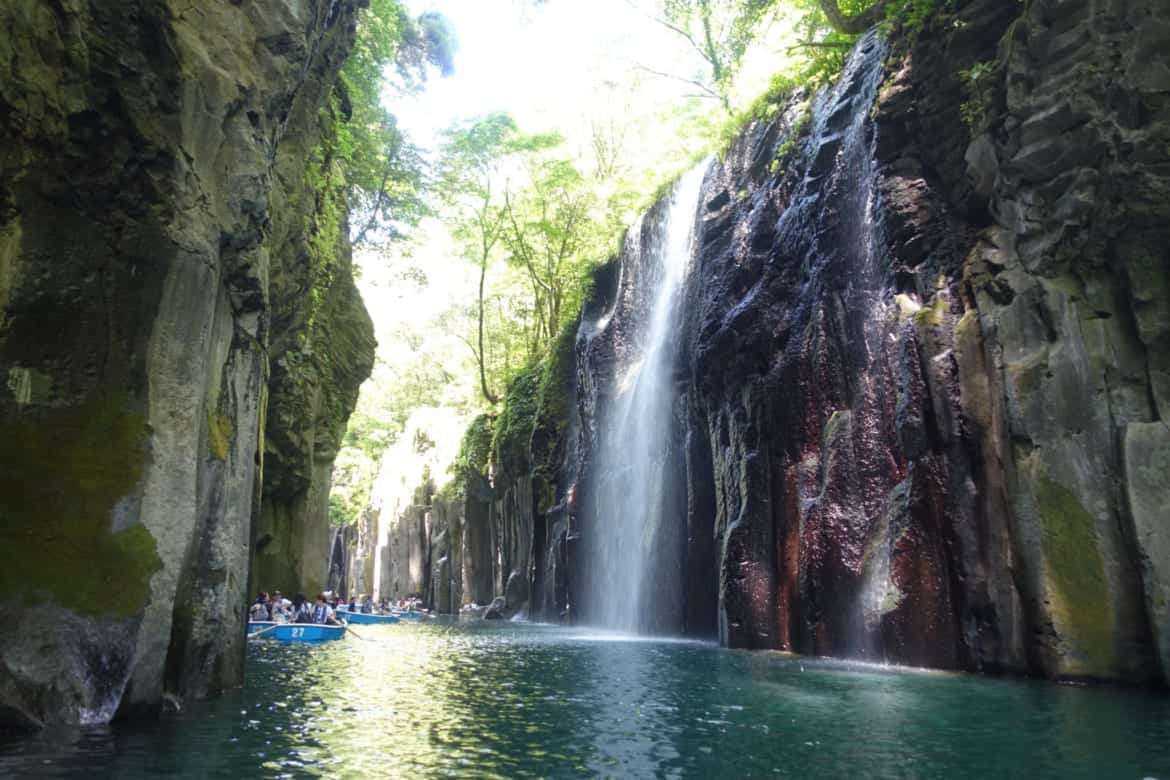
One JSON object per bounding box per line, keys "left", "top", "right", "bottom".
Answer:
{"left": 0, "top": 0, "right": 371, "bottom": 726}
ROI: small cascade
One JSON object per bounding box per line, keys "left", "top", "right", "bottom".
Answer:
{"left": 580, "top": 162, "right": 708, "bottom": 632}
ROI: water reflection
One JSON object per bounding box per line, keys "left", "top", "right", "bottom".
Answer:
{"left": 2, "top": 621, "right": 1170, "bottom": 778}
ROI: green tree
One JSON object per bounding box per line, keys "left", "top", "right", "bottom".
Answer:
{"left": 812, "top": 0, "right": 888, "bottom": 35}
{"left": 502, "top": 158, "right": 602, "bottom": 352}
{"left": 436, "top": 113, "right": 559, "bottom": 405}
{"left": 336, "top": 0, "right": 458, "bottom": 244}
{"left": 639, "top": 0, "right": 781, "bottom": 111}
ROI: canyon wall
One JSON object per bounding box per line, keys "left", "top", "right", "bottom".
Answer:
{"left": 370, "top": 337, "right": 575, "bottom": 621}
{"left": 0, "top": 0, "right": 372, "bottom": 727}
{"left": 571, "top": 0, "right": 1170, "bottom": 683}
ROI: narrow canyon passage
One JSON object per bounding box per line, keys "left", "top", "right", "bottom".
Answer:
{"left": 1, "top": 0, "right": 1167, "bottom": 776}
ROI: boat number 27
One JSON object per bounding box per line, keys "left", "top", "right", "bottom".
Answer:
{"left": 290, "top": 627, "right": 305, "bottom": 638}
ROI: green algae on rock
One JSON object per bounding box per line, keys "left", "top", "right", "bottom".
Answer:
{"left": 1033, "top": 475, "right": 1115, "bottom": 677}
{"left": 0, "top": 395, "right": 160, "bottom": 619}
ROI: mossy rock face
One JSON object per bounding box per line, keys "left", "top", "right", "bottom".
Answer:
{"left": 492, "top": 368, "right": 541, "bottom": 481}
{"left": 451, "top": 414, "right": 493, "bottom": 487}
{"left": 531, "top": 321, "right": 577, "bottom": 483}
{"left": 0, "top": 394, "right": 161, "bottom": 618}
{"left": 207, "top": 410, "right": 233, "bottom": 461}
{"left": 1034, "top": 475, "right": 1115, "bottom": 675}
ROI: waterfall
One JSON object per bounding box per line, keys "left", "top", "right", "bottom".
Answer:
{"left": 581, "top": 162, "right": 708, "bottom": 632}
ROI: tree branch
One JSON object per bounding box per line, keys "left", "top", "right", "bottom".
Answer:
{"left": 785, "top": 40, "right": 856, "bottom": 52}
{"left": 623, "top": 0, "right": 714, "bottom": 67}
{"left": 631, "top": 63, "right": 721, "bottom": 100}
{"left": 817, "top": 0, "right": 887, "bottom": 36}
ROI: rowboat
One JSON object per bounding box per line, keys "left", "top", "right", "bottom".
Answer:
{"left": 341, "top": 611, "right": 400, "bottom": 625}
{"left": 246, "top": 621, "right": 345, "bottom": 642}
{"left": 337, "top": 604, "right": 420, "bottom": 620}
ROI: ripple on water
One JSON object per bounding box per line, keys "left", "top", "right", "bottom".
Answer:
{"left": 1, "top": 620, "right": 1170, "bottom": 778}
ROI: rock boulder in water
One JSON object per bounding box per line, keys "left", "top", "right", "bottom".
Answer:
{"left": 483, "top": 597, "right": 507, "bottom": 621}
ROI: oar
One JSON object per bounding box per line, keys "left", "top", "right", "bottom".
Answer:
{"left": 341, "top": 622, "right": 369, "bottom": 642}
{"left": 247, "top": 623, "right": 281, "bottom": 640}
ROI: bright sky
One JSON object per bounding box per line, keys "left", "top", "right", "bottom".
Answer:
{"left": 351, "top": 0, "right": 804, "bottom": 435}
{"left": 356, "top": 1, "right": 711, "bottom": 413}
{"left": 396, "top": 0, "right": 696, "bottom": 146}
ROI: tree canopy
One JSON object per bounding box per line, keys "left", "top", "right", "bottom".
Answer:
{"left": 329, "top": 0, "right": 939, "bottom": 527}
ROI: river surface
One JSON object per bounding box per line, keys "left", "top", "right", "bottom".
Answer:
{"left": 2, "top": 619, "right": 1169, "bottom": 778}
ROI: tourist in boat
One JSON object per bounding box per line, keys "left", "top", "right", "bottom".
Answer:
{"left": 311, "top": 593, "right": 340, "bottom": 625}
{"left": 269, "top": 591, "right": 291, "bottom": 623}
{"left": 360, "top": 595, "right": 373, "bottom": 614}
{"left": 291, "top": 593, "right": 312, "bottom": 624}
{"left": 249, "top": 592, "right": 270, "bottom": 621}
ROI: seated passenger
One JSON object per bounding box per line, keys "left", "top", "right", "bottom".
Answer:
{"left": 291, "top": 593, "right": 312, "bottom": 623}
{"left": 248, "top": 592, "right": 270, "bottom": 621}
{"left": 269, "top": 591, "right": 291, "bottom": 623}
{"left": 311, "top": 593, "right": 339, "bottom": 625}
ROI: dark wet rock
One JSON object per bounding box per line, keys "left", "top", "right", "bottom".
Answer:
{"left": 483, "top": 597, "right": 507, "bottom": 620}
{"left": 0, "top": 0, "right": 371, "bottom": 725}
{"left": 564, "top": 0, "right": 1170, "bottom": 684}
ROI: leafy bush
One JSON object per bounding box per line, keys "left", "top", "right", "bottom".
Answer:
{"left": 959, "top": 60, "right": 999, "bottom": 132}
{"left": 452, "top": 415, "right": 494, "bottom": 483}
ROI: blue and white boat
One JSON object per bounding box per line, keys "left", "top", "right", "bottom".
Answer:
{"left": 247, "top": 621, "right": 344, "bottom": 643}
{"left": 336, "top": 604, "right": 417, "bottom": 620}
{"left": 341, "top": 611, "right": 400, "bottom": 625}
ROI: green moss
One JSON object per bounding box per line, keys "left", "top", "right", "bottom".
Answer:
{"left": 913, "top": 294, "right": 948, "bottom": 328}
{"left": 954, "top": 309, "right": 978, "bottom": 343}
{"left": 452, "top": 414, "right": 493, "bottom": 484}
{"left": 536, "top": 320, "right": 576, "bottom": 428}
{"left": 531, "top": 320, "right": 577, "bottom": 481}
{"left": 770, "top": 107, "right": 812, "bottom": 175}
{"left": 1007, "top": 353, "right": 1047, "bottom": 398}
{"left": 0, "top": 393, "right": 162, "bottom": 617}
{"left": 1034, "top": 475, "right": 1115, "bottom": 673}
{"left": 882, "top": 0, "right": 940, "bottom": 39}
{"left": 894, "top": 293, "right": 922, "bottom": 323}
{"left": 492, "top": 365, "right": 541, "bottom": 479}
{"left": 207, "top": 410, "right": 233, "bottom": 461}
{"left": 824, "top": 409, "right": 851, "bottom": 442}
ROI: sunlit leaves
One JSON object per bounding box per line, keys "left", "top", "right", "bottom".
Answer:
{"left": 334, "top": 1, "right": 458, "bottom": 246}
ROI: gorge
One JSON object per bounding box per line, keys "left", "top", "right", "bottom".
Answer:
{"left": 370, "top": 0, "right": 1170, "bottom": 686}
{"left": 0, "top": 0, "right": 1168, "bottom": 748}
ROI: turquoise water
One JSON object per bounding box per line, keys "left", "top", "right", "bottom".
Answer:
{"left": 3, "top": 619, "right": 1170, "bottom": 778}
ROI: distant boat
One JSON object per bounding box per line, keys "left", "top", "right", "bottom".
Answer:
{"left": 247, "top": 621, "right": 345, "bottom": 642}
{"left": 336, "top": 605, "right": 404, "bottom": 624}
{"left": 341, "top": 611, "right": 400, "bottom": 625}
